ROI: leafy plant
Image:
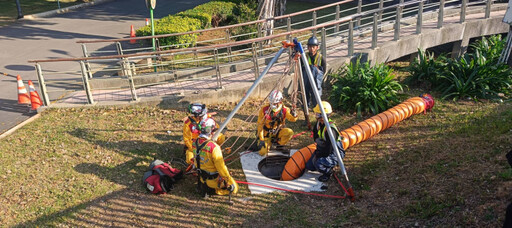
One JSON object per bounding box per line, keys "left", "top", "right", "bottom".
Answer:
{"left": 407, "top": 35, "right": 512, "bottom": 101}
{"left": 468, "top": 34, "right": 505, "bottom": 63}
{"left": 192, "top": 1, "right": 237, "bottom": 26}
{"left": 177, "top": 9, "right": 212, "bottom": 28}
{"left": 231, "top": 3, "right": 258, "bottom": 41}
{"left": 135, "top": 16, "right": 202, "bottom": 48}
{"left": 438, "top": 54, "right": 511, "bottom": 101}
{"left": 330, "top": 59, "right": 403, "bottom": 117}
{"left": 406, "top": 48, "right": 446, "bottom": 89}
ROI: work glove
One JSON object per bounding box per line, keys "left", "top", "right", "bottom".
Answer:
{"left": 227, "top": 184, "right": 235, "bottom": 192}
{"left": 290, "top": 109, "right": 297, "bottom": 117}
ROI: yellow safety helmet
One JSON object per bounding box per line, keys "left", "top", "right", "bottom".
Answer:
{"left": 313, "top": 101, "right": 333, "bottom": 114}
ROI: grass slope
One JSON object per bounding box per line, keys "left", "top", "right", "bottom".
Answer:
{"left": 0, "top": 67, "right": 511, "bottom": 227}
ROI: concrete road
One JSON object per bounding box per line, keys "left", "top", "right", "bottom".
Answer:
{"left": 0, "top": 0, "right": 209, "bottom": 134}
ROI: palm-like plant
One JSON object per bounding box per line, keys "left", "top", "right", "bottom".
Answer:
{"left": 406, "top": 49, "right": 446, "bottom": 89}
{"left": 330, "top": 59, "right": 403, "bottom": 117}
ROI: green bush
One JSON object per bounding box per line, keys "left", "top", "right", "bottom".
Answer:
{"left": 407, "top": 35, "right": 512, "bottom": 101}
{"left": 406, "top": 49, "right": 446, "bottom": 89}
{"left": 231, "top": 3, "right": 258, "bottom": 41}
{"left": 330, "top": 59, "right": 403, "bottom": 117}
{"left": 468, "top": 35, "right": 505, "bottom": 63}
{"left": 192, "top": 1, "right": 237, "bottom": 26}
{"left": 135, "top": 16, "right": 202, "bottom": 48}
{"left": 438, "top": 53, "right": 511, "bottom": 101}
{"left": 177, "top": 9, "right": 212, "bottom": 28}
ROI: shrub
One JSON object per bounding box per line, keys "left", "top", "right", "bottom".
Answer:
{"left": 192, "top": 1, "right": 237, "bottom": 26}
{"left": 231, "top": 4, "right": 258, "bottom": 41}
{"left": 177, "top": 9, "right": 212, "bottom": 28}
{"left": 330, "top": 59, "right": 403, "bottom": 117}
{"left": 468, "top": 35, "right": 505, "bottom": 63}
{"left": 438, "top": 54, "right": 511, "bottom": 101}
{"left": 406, "top": 49, "right": 446, "bottom": 89}
{"left": 135, "top": 16, "right": 202, "bottom": 48}
{"left": 406, "top": 35, "right": 512, "bottom": 101}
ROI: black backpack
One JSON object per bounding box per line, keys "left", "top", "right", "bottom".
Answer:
{"left": 142, "top": 159, "right": 183, "bottom": 194}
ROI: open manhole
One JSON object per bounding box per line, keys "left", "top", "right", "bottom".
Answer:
{"left": 258, "top": 155, "right": 291, "bottom": 180}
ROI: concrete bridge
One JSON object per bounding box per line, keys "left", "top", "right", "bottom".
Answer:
{"left": 29, "top": 0, "right": 509, "bottom": 108}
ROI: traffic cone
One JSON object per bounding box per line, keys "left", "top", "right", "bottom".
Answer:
{"left": 17, "top": 75, "right": 30, "bottom": 105}
{"left": 28, "top": 80, "right": 42, "bottom": 111}
{"left": 145, "top": 18, "right": 149, "bottom": 26}
{"left": 130, "top": 25, "right": 136, "bottom": 44}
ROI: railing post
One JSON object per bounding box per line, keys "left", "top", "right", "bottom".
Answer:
{"left": 170, "top": 53, "right": 177, "bottom": 81}
{"left": 417, "top": 0, "right": 423, "bottom": 34}
{"left": 394, "top": 5, "right": 402, "bottom": 41}
{"left": 79, "top": 61, "right": 95, "bottom": 104}
{"left": 357, "top": 0, "right": 362, "bottom": 27}
{"left": 225, "top": 29, "right": 232, "bottom": 62}
{"left": 81, "top": 44, "right": 93, "bottom": 79}
{"left": 321, "top": 27, "right": 327, "bottom": 62}
{"left": 460, "top": 0, "right": 467, "bottom": 23}
{"left": 154, "top": 38, "right": 160, "bottom": 73}
{"left": 194, "top": 43, "right": 199, "bottom": 67}
{"left": 372, "top": 13, "right": 378, "bottom": 49}
{"left": 257, "top": 23, "right": 263, "bottom": 56}
{"left": 485, "top": 0, "right": 491, "bottom": 19}
{"left": 335, "top": 5, "right": 340, "bottom": 33}
{"left": 379, "top": 0, "right": 384, "bottom": 22}
{"left": 214, "top": 48, "right": 223, "bottom": 89}
{"left": 115, "top": 41, "right": 123, "bottom": 55}
{"left": 35, "top": 63, "right": 50, "bottom": 106}
{"left": 437, "top": 0, "right": 445, "bottom": 28}
{"left": 252, "top": 43, "right": 260, "bottom": 79}
{"left": 312, "top": 11, "right": 317, "bottom": 36}
{"left": 287, "top": 17, "right": 292, "bottom": 41}
{"left": 121, "top": 59, "right": 138, "bottom": 101}
{"left": 348, "top": 20, "right": 354, "bottom": 56}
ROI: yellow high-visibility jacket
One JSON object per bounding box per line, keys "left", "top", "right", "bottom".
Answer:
{"left": 193, "top": 137, "right": 238, "bottom": 195}
{"left": 257, "top": 104, "right": 298, "bottom": 141}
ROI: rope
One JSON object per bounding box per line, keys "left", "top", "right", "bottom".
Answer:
{"left": 333, "top": 173, "right": 350, "bottom": 196}
{"left": 220, "top": 54, "right": 296, "bottom": 157}
{"left": 236, "top": 180, "right": 346, "bottom": 199}
{"left": 291, "top": 130, "right": 311, "bottom": 139}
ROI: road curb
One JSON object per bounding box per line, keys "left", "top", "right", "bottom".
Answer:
{"left": 0, "top": 113, "right": 41, "bottom": 140}
{"left": 20, "top": 0, "right": 116, "bottom": 20}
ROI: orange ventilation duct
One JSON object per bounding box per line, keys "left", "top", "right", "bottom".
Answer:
{"left": 281, "top": 94, "right": 434, "bottom": 181}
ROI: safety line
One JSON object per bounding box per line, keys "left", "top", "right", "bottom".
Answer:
{"left": 334, "top": 173, "right": 349, "bottom": 196}
{"left": 236, "top": 180, "right": 346, "bottom": 199}
{"left": 291, "top": 130, "right": 311, "bottom": 139}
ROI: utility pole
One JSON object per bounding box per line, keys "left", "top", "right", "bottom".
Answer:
{"left": 15, "top": 0, "right": 23, "bottom": 19}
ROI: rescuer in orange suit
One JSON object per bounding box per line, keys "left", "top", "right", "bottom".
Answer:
{"left": 256, "top": 90, "right": 298, "bottom": 156}
{"left": 305, "top": 101, "right": 345, "bottom": 182}
{"left": 183, "top": 103, "right": 225, "bottom": 164}
{"left": 193, "top": 117, "right": 238, "bottom": 197}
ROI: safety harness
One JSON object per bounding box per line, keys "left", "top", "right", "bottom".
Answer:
{"left": 263, "top": 106, "right": 286, "bottom": 135}
{"left": 194, "top": 139, "right": 233, "bottom": 197}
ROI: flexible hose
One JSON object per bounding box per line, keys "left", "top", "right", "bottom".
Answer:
{"left": 281, "top": 94, "right": 434, "bottom": 181}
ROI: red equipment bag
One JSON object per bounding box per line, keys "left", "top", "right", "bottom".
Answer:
{"left": 142, "top": 159, "right": 183, "bottom": 194}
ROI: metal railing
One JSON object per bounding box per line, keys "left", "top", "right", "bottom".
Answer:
{"left": 29, "top": 0, "right": 500, "bottom": 106}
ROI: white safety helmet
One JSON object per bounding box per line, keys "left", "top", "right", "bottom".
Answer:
{"left": 189, "top": 103, "right": 207, "bottom": 117}
{"left": 268, "top": 90, "right": 283, "bottom": 111}
{"left": 199, "top": 117, "right": 216, "bottom": 139}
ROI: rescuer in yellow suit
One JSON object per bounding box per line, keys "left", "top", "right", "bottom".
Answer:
{"left": 193, "top": 117, "right": 238, "bottom": 197}
{"left": 256, "top": 90, "right": 298, "bottom": 156}
{"left": 183, "top": 103, "right": 225, "bottom": 164}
